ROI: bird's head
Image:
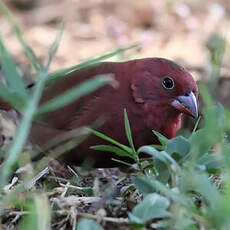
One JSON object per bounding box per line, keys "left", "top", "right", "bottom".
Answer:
{"left": 131, "top": 58, "right": 198, "bottom": 119}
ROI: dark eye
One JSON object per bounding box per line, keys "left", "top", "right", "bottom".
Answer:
{"left": 162, "top": 77, "right": 174, "bottom": 89}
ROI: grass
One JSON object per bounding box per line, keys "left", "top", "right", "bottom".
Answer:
{"left": 0, "top": 2, "right": 230, "bottom": 230}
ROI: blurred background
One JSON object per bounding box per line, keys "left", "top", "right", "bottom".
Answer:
{"left": 1, "top": 0, "right": 230, "bottom": 82}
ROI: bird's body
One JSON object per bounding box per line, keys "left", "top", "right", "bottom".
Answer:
{"left": 0, "top": 58, "right": 198, "bottom": 167}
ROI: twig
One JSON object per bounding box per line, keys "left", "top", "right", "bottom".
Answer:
{"left": 26, "top": 166, "right": 50, "bottom": 189}
{"left": 9, "top": 209, "right": 129, "bottom": 224}
{"left": 3, "top": 176, "right": 18, "bottom": 193}
{"left": 57, "top": 210, "right": 129, "bottom": 224}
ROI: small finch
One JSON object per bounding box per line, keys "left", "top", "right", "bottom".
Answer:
{"left": 0, "top": 58, "right": 198, "bottom": 167}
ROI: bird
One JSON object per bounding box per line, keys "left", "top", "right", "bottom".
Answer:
{"left": 0, "top": 58, "right": 198, "bottom": 167}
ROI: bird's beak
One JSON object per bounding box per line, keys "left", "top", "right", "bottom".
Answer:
{"left": 171, "top": 91, "right": 198, "bottom": 119}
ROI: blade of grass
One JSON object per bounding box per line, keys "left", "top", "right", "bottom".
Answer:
{"left": 90, "top": 145, "right": 133, "bottom": 158}
{"left": 46, "top": 43, "right": 139, "bottom": 83}
{"left": 124, "top": 109, "right": 135, "bottom": 153}
{"left": 35, "top": 74, "right": 113, "bottom": 117}
{"left": 152, "top": 130, "right": 168, "bottom": 146}
{"left": 111, "top": 158, "right": 134, "bottom": 167}
{"left": 192, "top": 116, "right": 201, "bottom": 133}
{"left": 29, "top": 126, "right": 89, "bottom": 161}
{"left": 34, "top": 194, "right": 51, "bottom": 230}
{"left": 0, "top": 69, "right": 48, "bottom": 191}
{"left": 34, "top": 130, "right": 91, "bottom": 169}
{"left": 20, "top": 194, "right": 51, "bottom": 230}
{"left": 0, "top": 23, "right": 64, "bottom": 190}
{"left": 45, "top": 22, "right": 65, "bottom": 69}
{"left": 89, "top": 129, "right": 132, "bottom": 154}
{"left": 0, "top": 1, "right": 42, "bottom": 71}
{"left": 0, "top": 34, "right": 27, "bottom": 97}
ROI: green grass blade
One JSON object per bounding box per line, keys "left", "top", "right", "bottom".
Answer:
{"left": 89, "top": 129, "right": 132, "bottom": 154}
{"left": 124, "top": 109, "right": 136, "bottom": 152}
{"left": 46, "top": 43, "right": 139, "bottom": 83}
{"left": 192, "top": 116, "right": 201, "bottom": 133}
{"left": 35, "top": 74, "right": 113, "bottom": 117}
{"left": 152, "top": 130, "right": 168, "bottom": 146}
{"left": 45, "top": 22, "right": 65, "bottom": 69}
{"left": 20, "top": 194, "right": 51, "bottom": 230}
{"left": 0, "top": 34, "right": 27, "bottom": 97}
{"left": 0, "top": 21, "right": 65, "bottom": 184}
{"left": 90, "top": 145, "right": 133, "bottom": 158}
{"left": 0, "top": 69, "right": 48, "bottom": 190}
{"left": 33, "top": 130, "right": 90, "bottom": 166}
{"left": 111, "top": 158, "right": 133, "bottom": 167}
{"left": 0, "top": 1, "right": 42, "bottom": 71}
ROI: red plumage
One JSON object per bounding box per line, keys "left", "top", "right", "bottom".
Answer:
{"left": 1, "top": 58, "right": 199, "bottom": 167}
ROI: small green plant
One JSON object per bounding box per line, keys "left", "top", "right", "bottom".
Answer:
{"left": 89, "top": 87, "right": 230, "bottom": 229}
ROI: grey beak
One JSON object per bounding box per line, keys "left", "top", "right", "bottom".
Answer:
{"left": 172, "top": 91, "right": 198, "bottom": 119}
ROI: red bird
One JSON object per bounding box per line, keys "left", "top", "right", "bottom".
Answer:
{"left": 1, "top": 58, "right": 198, "bottom": 167}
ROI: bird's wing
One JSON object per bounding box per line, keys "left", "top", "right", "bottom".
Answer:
{"left": 39, "top": 62, "right": 117, "bottom": 129}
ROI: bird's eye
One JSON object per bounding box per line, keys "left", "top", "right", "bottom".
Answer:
{"left": 162, "top": 77, "right": 174, "bottom": 89}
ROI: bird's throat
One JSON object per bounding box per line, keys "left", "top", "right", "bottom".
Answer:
{"left": 145, "top": 105, "right": 182, "bottom": 140}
